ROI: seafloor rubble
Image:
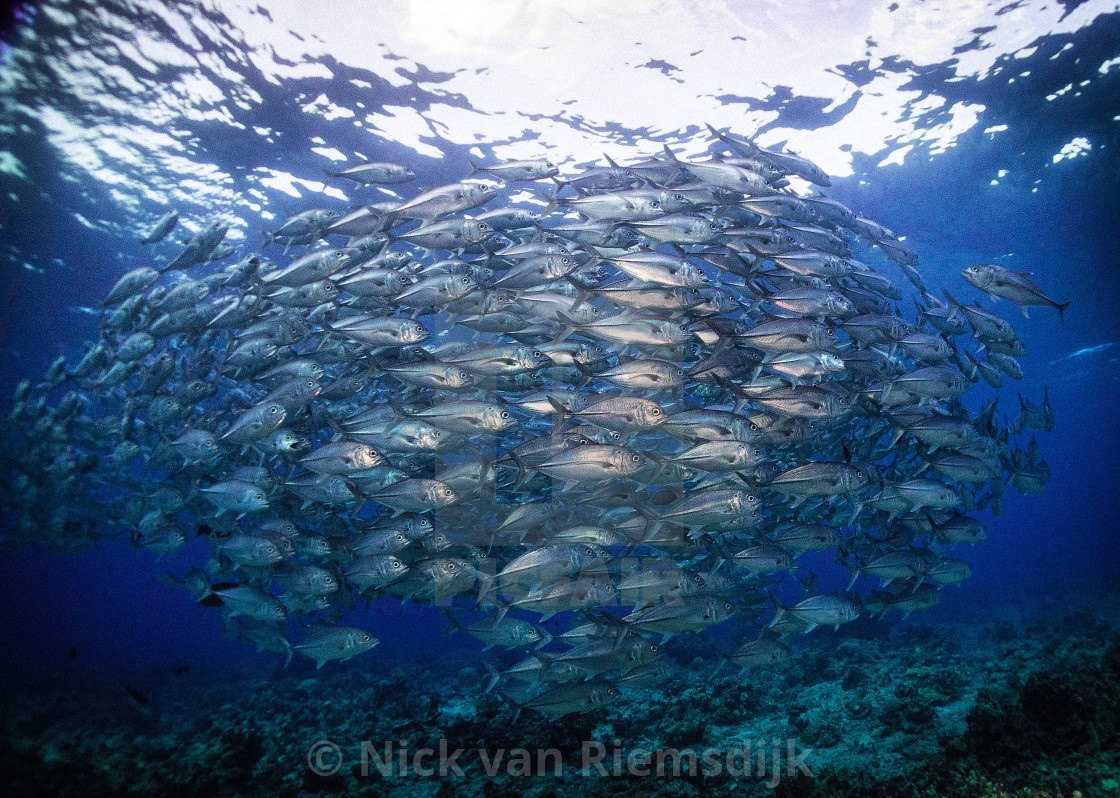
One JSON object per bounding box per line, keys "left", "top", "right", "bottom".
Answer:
{"left": 1, "top": 597, "right": 1117, "bottom": 798}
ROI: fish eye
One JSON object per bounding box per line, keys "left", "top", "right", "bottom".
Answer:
{"left": 460, "top": 372, "right": 469, "bottom": 380}
{"left": 256, "top": 493, "right": 266, "bottom": 501}
{"left": 433, "top": 431, "right": 440, "bottom": 437}
{"left": 266, "top": 545, "right": 276, "bottom": 554}
{"left": 649, "top": 643, "right": 659, "bottom": 652}
{"left": 461, "top": 277, "right": 470, "bottom": 283}
{"left": 594, "top": 346, "right": 603, "bottom": 353}
{"left": 674, "top": 193, "right": 684, "bottom": 200}
{"left": 269, "top": 406, "right": 278, "bottom": 414}
{"left": 501, "top": 411, "right": 510, "bottom": 418}
{"left": 362, "top": 634, "right": 372, "bottom": 642}
{"left": 532, "top": 351, "right": 542, "bottom": 358}
{"left": 748, "top": 495, "right": 756, "bottom": 502}
{"left": 651, "top": 408, "right": 661, "bottom": 415}
{"left": 710, "top": 222, "right": 718, "bottom": 230}
{"left": 651, "top": 201, "right": 660, "bottom": 208}
{"left": 306, "top": 380, "right": 314, "bottom": 388}
{"left": 856, "top": 470, "right": 864, "bottom": 478}
{"left": 415, "top": 324, "right": 425, "bottom": 332}
{"left": 392, "top": 560, "right": 402, "bottom": 568}
{"left": 969, "top": 265, "right": 979, "bottom": 272}
{"left": 324, "top": 575, "right": 334, "bottom": 583}
{"left": 443, "top": 488, "right": 453, "bottom": 496}
{"left": 632, "top": 454, "right": 640, "bottom": 462}
{"left": 400, "top": 275, "right": 408, "bottom": 282}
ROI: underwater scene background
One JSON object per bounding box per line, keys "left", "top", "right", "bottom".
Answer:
{"left": 1, "top": 1, "right": 1119, "bottom": 796}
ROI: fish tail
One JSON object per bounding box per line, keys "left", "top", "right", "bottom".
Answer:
{"left": 631, "top": 503, "right": 662, "bottom": 542}
{"left": 646, "top": 451, "right": 669, "bottom": 482}
{"left": 567, "top": 290, "right": 592, "bottom": 315}
{"left": 542, "top": 184, "right": 560, "bottom": 216}
{"left": 484, "top": 594, "right": 509, "bottom": 627}
{"left": 700, "top": 532, "right": 731, "bottom": 561}
{"left": 570, "top": 359, "right": 596, "bottom": 389}
{"left": 545, "top": 395, "right": 572, "bottom": 435}
{"left": 710, "top": 652, "right": 728, "bottom": 679}
{"left": 766, "top": 589, "right": 787, "bottom": 613}
{"left": 737, "top": 252, "right": 764, "bottom": 277}
{"left": 473, "top": 571, "right": 497, "bottom": 608}
{"left": 495, "top": 690, "right": 522, "bottom": 722}
{"left": 532, "top": 623, "right": 552, "bottom": 650}
{"left": 482, "top": 662, "right": 501, "bottom": 694}
{"left": 508, "top": 450, "right": 532, "bottom": 491}
{"left": 1056, "top": 300, "right": 1070, "bottom": 327}
{"left": 844, "top": 563, "right": 862, "bottom": 591}
{"left": 320, "top": 409, "right": 346, "bottom": 437}
{"left": 913, "top": 297, "right": 927, "bottom": 326}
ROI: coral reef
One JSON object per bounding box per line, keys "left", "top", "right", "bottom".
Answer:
{"left": 1, "top": 603, "right": 1117, "bottom": 798}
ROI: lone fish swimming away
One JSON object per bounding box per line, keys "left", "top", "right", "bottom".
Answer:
{"left": 962, "top": 263, "right": 1070, "bottom": 325}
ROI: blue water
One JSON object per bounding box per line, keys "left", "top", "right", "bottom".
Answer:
{"left": 1, "top": 1, "right": 1119, "bottom": 792}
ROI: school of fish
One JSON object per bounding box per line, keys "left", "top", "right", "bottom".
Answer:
{"left": 0, "top": 125, "right": 1064, "bottom": 717}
